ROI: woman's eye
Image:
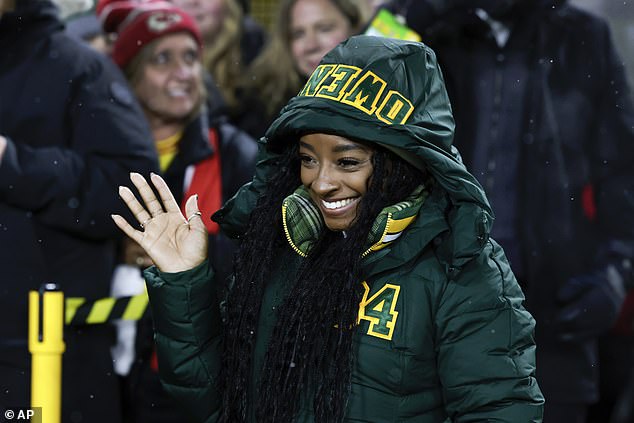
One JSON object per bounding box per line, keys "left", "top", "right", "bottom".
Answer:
{"left": 299, "top": 154, "right": 316, "bottom": 166}
{"left": 339, "top": 158, "right": 360, "bottom": 168}
{"left": 151, "top": 52, "right": 170, "bottom": 65}
{"left": 290, "top": 29, "right": 304, "bottom": 41}
{"left": 183, "top": 50, "right": 199, "bottom": 64}
{"left": 316, "top": 23, "right": 336, "bottom": 33}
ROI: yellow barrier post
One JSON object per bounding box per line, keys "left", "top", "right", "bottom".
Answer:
{"left": 29, "top": 283, "right": 65, "bottom": 423}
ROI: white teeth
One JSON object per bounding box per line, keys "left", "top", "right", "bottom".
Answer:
{"left": 322, "top": 198, "right": 355, "bottom": 210}
{"left": 168, "top": 88, "right": 188, "bottom": 97}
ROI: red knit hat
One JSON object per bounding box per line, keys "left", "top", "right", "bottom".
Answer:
{"left": 96, "top": 0, "right": 203, "bottom": 68}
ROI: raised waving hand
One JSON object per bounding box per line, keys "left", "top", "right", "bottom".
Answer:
{"left": 111, "top": 172, "right": 208, "bottom": 273}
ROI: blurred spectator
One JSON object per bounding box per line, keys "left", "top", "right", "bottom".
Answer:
{"left": 233, "top": 0, "right": 365, "bottom": 139}
{"left": 571, "top": 9, "right": 634, "bottom": 421}
{"left": 0, "top": 0, "right": 158, "bottom": 422}
{"left": 386, "top": 0, "right": 634, "bottom": 421}
{"left": 96, "top": 1, "right": 257, "bottom": 421}
{"left": 171, "top": 0, "right": 266, "bottom": 114}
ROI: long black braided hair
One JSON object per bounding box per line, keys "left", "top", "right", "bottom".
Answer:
{"left": 219, "top": 138, "right": 426, "bottom": 422}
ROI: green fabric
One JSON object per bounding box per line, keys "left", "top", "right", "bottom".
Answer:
{"left": 144, "top": 261, "right": 223, "bottom": 423}
{"left": 282, "top": 184, "right": 428, "bottom": 257}
{"left": 281, "top": 186, "right": 323, "bottom": 257}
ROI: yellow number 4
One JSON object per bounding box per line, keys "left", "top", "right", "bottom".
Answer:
{"left": 358, "top": 282, "right": 401, "bottom": 340}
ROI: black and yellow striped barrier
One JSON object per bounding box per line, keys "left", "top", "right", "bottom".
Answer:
{"left": 65, "top": 291, "right": 149, "bottom": 326}
{"left": 29, "top": 285, "right": 150, "bottom": 422}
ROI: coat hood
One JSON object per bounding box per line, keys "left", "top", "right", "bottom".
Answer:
{"left": 265, "top": 35, "right": 492, "bottom": 217}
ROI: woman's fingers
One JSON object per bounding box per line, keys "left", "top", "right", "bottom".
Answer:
{"left": 150, "top": 172, "right": 182, "bottom": 214}
{"left": 118, "top": 185, "right": 151, "bottom": 228}
{"left": 184, "top": 194, "right": 206, "bottom": 231}
{"left": 130, "top": 172, "right": 164, "bottom": 217}
{"left": 111, "top": 214, "right": 144, "bottom": 244}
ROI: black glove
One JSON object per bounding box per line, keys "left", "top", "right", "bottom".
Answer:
{"left": 555, "top": 265, "right": 626, "bottom": 342}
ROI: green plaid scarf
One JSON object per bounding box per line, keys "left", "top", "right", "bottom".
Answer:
{"left": 281, "top": 185, "right": 428, "bottom": 258}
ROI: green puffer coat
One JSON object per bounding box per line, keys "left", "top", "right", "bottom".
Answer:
{"left": 144, "top": 36, "right": 544, "bottom": 422}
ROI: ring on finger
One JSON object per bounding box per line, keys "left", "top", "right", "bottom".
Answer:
{"left": 140, "top": 218, "right": 151, "bottom": 229}
{"left": 186, "top": 211, "right": 202, "bottom": 224}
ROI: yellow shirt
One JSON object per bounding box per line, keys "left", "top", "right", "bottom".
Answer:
{"left": 155, "top": 131, "right": 182, "bottom": 172}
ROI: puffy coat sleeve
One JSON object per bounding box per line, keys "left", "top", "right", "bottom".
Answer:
{"left": 434, "top": 240, "right": 544, "bottom": 422}
{"left": 144, "top": 261, "right": 222, "bottom": 423}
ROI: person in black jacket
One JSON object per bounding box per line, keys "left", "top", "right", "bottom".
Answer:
{"left": 96, "top": 1, "right": 258, "bottom": 421}
{"left": 0, "top": 0, "right": 159, "bottom": 422}
{"left": 385, "top": 0, "right": 634, "bottom": 421}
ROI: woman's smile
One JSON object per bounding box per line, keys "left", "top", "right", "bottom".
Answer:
{"left": 320, "top": 196, "right": 359, "bottom": 212}
{"left": 299, "top": 133, "right": 373, "bottom": 231}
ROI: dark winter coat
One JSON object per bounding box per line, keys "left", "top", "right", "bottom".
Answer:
{"left": 0, "top": 1, "right": 158, "bottom": 421}
{"left": 402, "top": 0, "right": 634, "bottom": 403}
{"left": 144, "top": 36, "right": 544, "bottom": 422}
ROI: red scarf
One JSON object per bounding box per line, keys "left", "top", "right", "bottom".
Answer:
{"left": 180, "top": 128, "right": 222, "bottom": 234}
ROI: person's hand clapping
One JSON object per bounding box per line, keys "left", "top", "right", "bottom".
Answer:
{"left": 111, "top": 172, "right": 208, "bottom": 273}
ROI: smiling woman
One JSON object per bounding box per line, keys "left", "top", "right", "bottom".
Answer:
{"left": 112, "top": 35, "right": 544, "bottom": 422}
{"left": 289, "top": 0, "right": 354, "bottom": 78}
{"left": 128, "top": 33, "right": 203, "bottom": 134}
{"left": 98, "top": 1, "right": 206, "bottom": 142}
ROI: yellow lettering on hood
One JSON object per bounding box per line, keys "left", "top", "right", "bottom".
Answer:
{"left": 299, "top": 64, "right": 414, "bottom": 125}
